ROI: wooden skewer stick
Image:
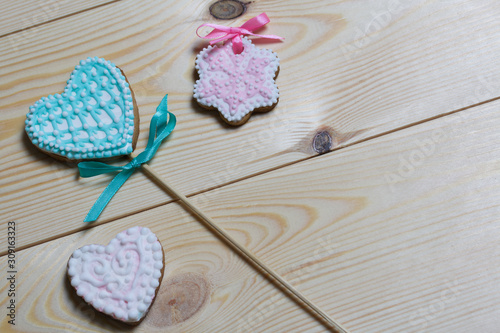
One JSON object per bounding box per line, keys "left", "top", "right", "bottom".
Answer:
{"left": 131, "top": 153, "right": 350, "bottom": 333}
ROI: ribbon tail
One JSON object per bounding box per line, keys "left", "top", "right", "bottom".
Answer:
{"left": 83, "top": 168, "right": 135, "bottom": 222}
{"left": 247, "top": 32, "right": 284, "bottom": 40}
{"left": 78, "top": 161, "right": 125, "bottom": 178}
{"left": 240, "top": 12, "right": 270, "bottom": 31}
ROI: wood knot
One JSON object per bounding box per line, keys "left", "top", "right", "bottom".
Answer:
{"left": 313, "top": 130, "right": 332, "bottom": 154}
{"left": 144, "top": 272, "right": 210, "bottom": 327}
{"left": 209, "top": 0, "right": 247, "bottom": 20}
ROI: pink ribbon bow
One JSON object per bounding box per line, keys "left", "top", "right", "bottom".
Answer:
{"left": 196, "top": 13, "right": 284, "bottom": 54}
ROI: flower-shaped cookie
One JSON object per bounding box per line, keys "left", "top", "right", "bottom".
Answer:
{"left": 194, "top": 37, "right": 279, "bottom": 125}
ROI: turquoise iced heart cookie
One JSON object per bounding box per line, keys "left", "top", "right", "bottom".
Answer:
{"left": 25, "top": 57, "right": 138, "bottom": 161}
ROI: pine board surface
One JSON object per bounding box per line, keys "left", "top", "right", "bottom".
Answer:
{"left": 2, "top": 99, "right": 500, "bottom": 332}
{"left": 1, "top": 0, "right": 500, "bottom": 332}
{"left": 1, "top": 0, "right": 500, "bottom": 249}
{"left": 0, "top": 0, "right": 119, "bottom": 36}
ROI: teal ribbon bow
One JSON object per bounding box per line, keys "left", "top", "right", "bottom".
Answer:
{"left": 78, "top": 95, "right": 176, "bottom": 222}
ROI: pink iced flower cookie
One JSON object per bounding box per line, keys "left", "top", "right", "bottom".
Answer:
{"left": 194, "top": 37, "right": 279, "bottom": 125}
{"left": 194, "top": 13, "right": 283, "bottom": 125}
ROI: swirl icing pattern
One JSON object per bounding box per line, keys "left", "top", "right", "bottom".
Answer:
{"left": 25, "top": 57, "right": 136, "bottom": 160}
{"left": 67, "top": 227, "right": 164, "bottom": 323}
{"left": 194, "top": 37, "right": 279, "bottom": 124}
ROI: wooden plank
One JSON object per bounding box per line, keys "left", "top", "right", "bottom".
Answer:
{"left": 0, "top": 0, "right": 119, "bottom": 37}
{"left": 0, "top": 204, "right": 327, "bottom": 332}
{"left": 182, "top": 100, "right": 500, "bottom": 332}
{"left": 2, "top": 0, "right": 500, "bottom": 251}
{"left": 4, "top": 99, "right": 499, "bottom": 332}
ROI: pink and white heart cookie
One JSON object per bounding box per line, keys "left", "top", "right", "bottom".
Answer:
{"left": 67, "top": 227, "right": 164, "bottom": 324}
{"left": 194, "top": 37, "right": 280, "bottom": 125}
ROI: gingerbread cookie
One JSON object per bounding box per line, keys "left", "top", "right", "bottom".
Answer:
{"left": 194, "top": 37, "right": 279, "bottom": 126}
{"left": 67, "top": 227, "right": 164, "bottom": 324}
{"left": 25, "top": 57, "right": 139, "bottom": 161}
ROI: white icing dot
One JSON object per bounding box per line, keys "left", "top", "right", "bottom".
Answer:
{"left": 105, "top": 245, "right": 113, "bottom": 254}
{"left": 45, "top": 102, "right": 52, "bottom": 109}
{"left": 76, "top": 287, "right": 85, "bottom": 297}
{"left": 72, "top": 249, "right": 82, "bottom": 259}
{"left": 150, "top": 279, "right": 159, "bottom": 288}
{"left": 70, "top": 278, "right": 80, "bottom": 287}
{"left": 147, "top": 235, "right": 156, "bottom": 243}
{"left": 128, "top": 309, "right": 139, "bottom": 321}
{"left": 94, "top": 299, "right": 104, "bottom": 310}
{"left": 104, "top": 305, "right": 114, "bottom": 315}
{"left": 153, "top": 252, "right": 162, "bottom": 261}
{"left": 69, "top": 126, "right": 75, "bottom": 132}
{"left": 100, "top": 101, "right": 106, "bottom": 108}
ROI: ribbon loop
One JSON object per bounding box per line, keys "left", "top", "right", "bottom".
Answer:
{"left": 196, "top": 12, "right": 283, "bottom": 54}
{"left": 78, "top": 94, "right": 176, "bottom": 222}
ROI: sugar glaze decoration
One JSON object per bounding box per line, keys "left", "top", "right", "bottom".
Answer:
{"left": 194, "top": 13, "right": 283, "bottom": 125}
{"left": 25, "top": 57, "right": 136, "bottom": 160}
{"left": 67, "top": 226, "right": 164, "bottom": 324}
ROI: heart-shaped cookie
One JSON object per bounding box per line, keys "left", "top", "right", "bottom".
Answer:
{"left": 25, "top": 57, "right": 139, "bottom": 161}
{"left": 67, "top": 227, "right": 164, "bottom": 324}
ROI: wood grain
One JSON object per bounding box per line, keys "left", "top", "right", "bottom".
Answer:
{"left": 183, "top": 99, "right": 500, "bottom": 332}
{"left": 1, "top": 0, "right": 500, "bottom": 291}
{"left": 0, "top": 0, "right": 119, "bottom": 37}
{"left": 3, "top": 97, "right": 500, "bottom": 332}
{"left": 0, "top": 203, "right": 328, "bottom": 333}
